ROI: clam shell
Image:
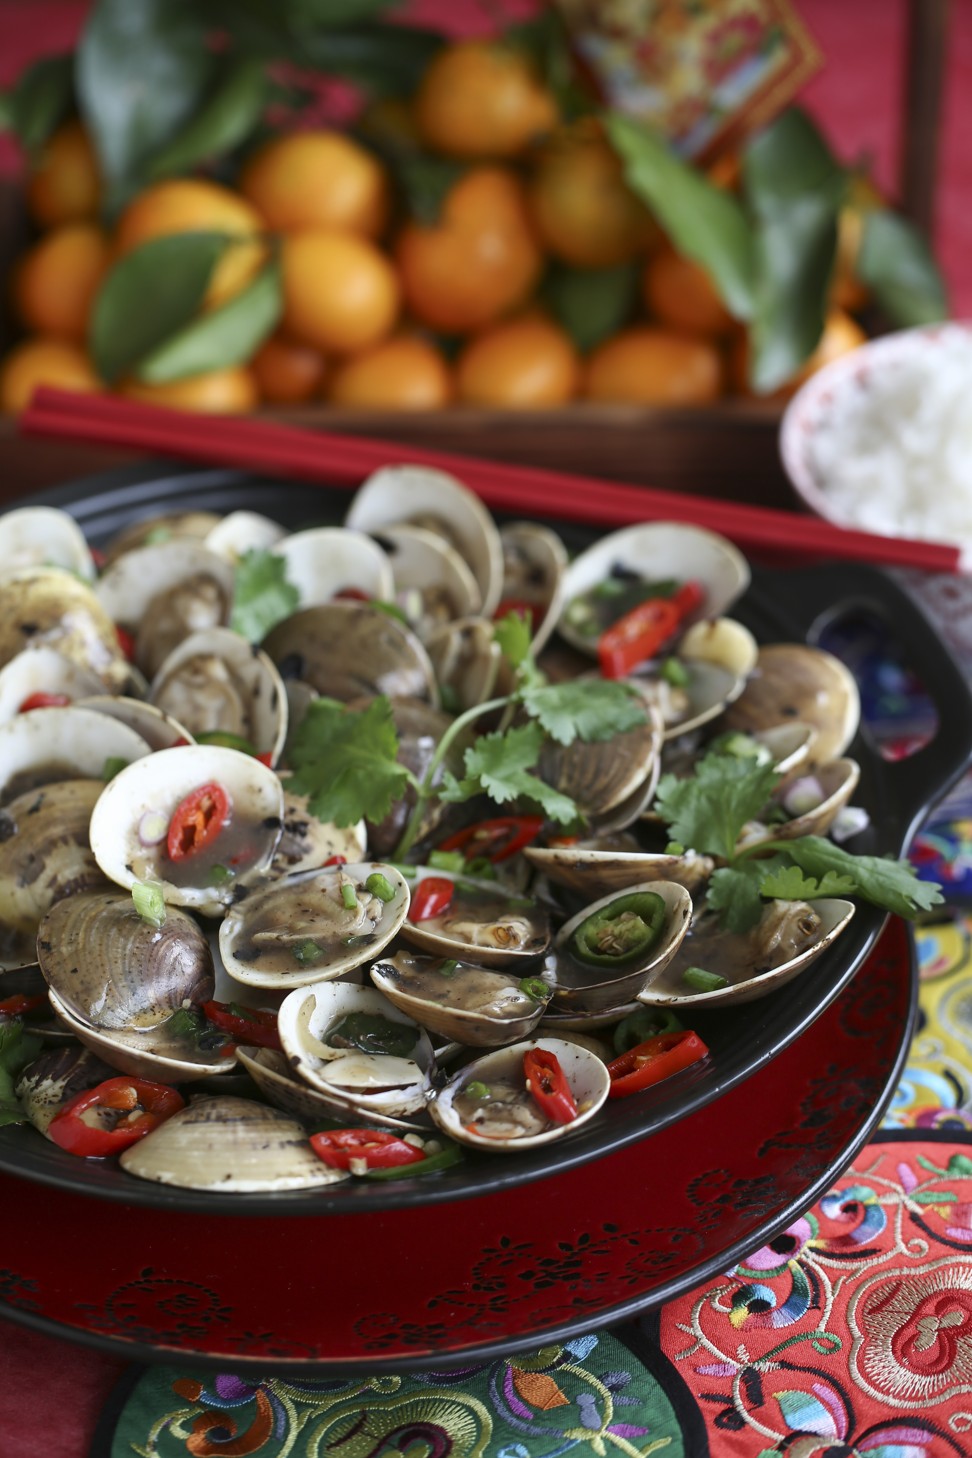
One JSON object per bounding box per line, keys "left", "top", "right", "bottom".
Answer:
{"left": 75, "top": 695, "right": 194, "bottom": 751}
{"left": 0, "top": 567, "right": 131, "bottom": 691}
{"left": 219, "top": 862, "right": 411, "bottom": 989}
{"left": 204, "top": 510, "right": 286, "bottom": 562}
{"left": 499, "top": 521, "right": 568, "bottom": 656}
{"left": 0, "top": 648, "right": 104, "bottom": 723}
{"left": 95, "top": 541, "right": 235, "bottom": 679}
{"left": 537, "top": 697, "right": 664, "bottom": 826}
{"left": 272, "top": 526, "right": 394, "bottom": 608}
{"left": 119, "top": 1096, "right": 349, "bottom": 1191}
{"left": 550, "top": 880, "right": 693, "bottom": 1013}
{"left": 370, "top": 950, "right": 550, "bottom": 1046}
{"left": 376, "top": 522, "right": 483, "bottom": 637}
{"left": 429, "top": 1037, "right": 610, "bottom": 1151}
{"left": 15, "top": 1044, "right": 118, "bottom": 1136}
{"left": 149, "top": 626, "right": 288, "bottom": 766}
{"left": 398, "top": 870, "right": 551, "bottom": 968}
{"left": 45, "top": 987, "right": 238, "bottom": 1082}
{"left": 0, "top": 705, "right": 151, "bottom": 805}
{"left": 0, "top": 505, "right": 95, "bottom": 582}
{"left": 525, "top": 842, "right": 715, "bottom": 899}
{"left": 89, "top": 745, "right": 284, "bottom": 914}
{"left": 100, "top": 511, "right": 222, "bottom": 567}
{"left": 424, "top": 616, "right": 510, "bottom": 713}
{"left": 263, "top": 601, "right": 438, "bottom": 705}
{"left": 723, "top": 644, "right": 861, "bottom": 762}
{"left": 235, "top": 1047, "right": 432, "bottom": 1132}
{"left": 269, "top": 781, "right": 367, "bottom": 879}
{"left": 736, "top": 757, "right": 862, "bottom": 849}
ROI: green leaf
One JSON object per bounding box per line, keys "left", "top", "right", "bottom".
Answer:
{"left": 948, "top": 1154, "right": 972, "bottom": 1177}
{"left": 776, "top": 836, "right": 944, "bottom": 920}
{"left": 742, "top": 109, "right": 847, "bottom": 393}
{"left": 230, "top": 547, "right": 299, "bottom": 643}
{"left": 441, "top": 722, "right": 578, "bottom": 823}
{"left": 0, "top": 93, "right": 12, "bottom": 132}
{"left": 857, "top": 207, "right": 949, "bottom": 326}
{"left": 7, "top": 53, "right": 74, "bottom": 155}
{"left": 494, "top": 611, "right": 533, "bottom": 670}
{"left": 504, "top": 10, "right": 591, "bottom": 121}
{"left": 519, "top": 679, "right": 648, "bottom": 746}
{"left": 605, "top": 111, "right": 757, "bottom": 320}
{"left": 146, "top": 57, "right": 269, "bottom": 179}
{"left": 89, "top": 231, "right": 232, "bottom": 384}
{"left": 137, "top": 255, "right": 282, "bottom": 384}
{"left": 287, "top": 696, "right": 413, "bottom": 828}
{"left": 0, "top": 1021, "right": 43, "bottom": 1129}
{"left": 541, "top": 261, "right": 640, "bottom": 352}
{"left": 298, "top": 23, "right": 446, "bottom": 98}
{"left": 285, "top": 0, "right": 397, "bottom": 24}
{"left": 395, "top": 154, "right": 467, "bottom": 226}
{"left": 654, "top": 752, "right": 782, "bottom": 861}
{"left": 759, "top": 863, "right": 856, "bottom": 901}
{"left": 706, "top": 863, "right": 768, "bottom": 933}
{"left": 77, "top": 0, "right": 213, "bottom": 201}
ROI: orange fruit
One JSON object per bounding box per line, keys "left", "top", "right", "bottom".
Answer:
{"left": 396, "top": 167, "right": 542, "bottom": 334}
{"left": 584, "top": 327, "right": 724, "bottom": 405}
{"left": 251, "top": 334, "right": 328, "bottom": 405}
{"left": 13, "top": 223, "right": 111, "bottom": 341}
{"left": 239, "top": 129, "right": 390, "bottom": 238}
{"left": 113, "top": 180, "right": 266, "bottom": 307}
{"left": 0, "top": 337, "right": 101, "bottom": 414}
{"left": 528, "top": 124, "right": 658, "bottom": 268}
{"left": 25, "top": 119, "right": 100, "bottom": 228}
{"left": 122, "top": 366, "right": 258, "bottom": 413}
{"left": 414, "top": 39, "right": 558, "bottom": 160}
{"left": 327, "top": 335, "right": 453, "bottom": 410}
{"left": 729, "top": 308, "right": 867, "bottom": 399}
{"left": 456, "top": 316, "right": 581, "bottom": 408}
{"left": 281, "top": 231, "right": 400, "bottom": 355}
{"left": 643, "top": 246, "right": 734, "bottom": 337}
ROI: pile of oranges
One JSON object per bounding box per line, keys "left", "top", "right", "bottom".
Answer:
{"left": 0, "top": 39, "right": 868, "bottom": 416}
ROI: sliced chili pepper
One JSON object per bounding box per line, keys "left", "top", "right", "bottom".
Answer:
{"left": 569, "top": 891, "right": 666, "bottom": 968}
{"left": 333, "top": 587, "right": 371, "bottom": 602}
{"left": 670, "top": 581, "right": 705, "bottom": 617}
{"left": 256, "top": 751, "right": 274, "bottom": 767}
{"left": 166, "top": 781, "right": 231, "bottom": 862}
{"left": 597, "top": 578, "right": 704, "bottom": 680}
{"left": 18, "top": 692, "right": 71, "bottom": 712}
{"left": 407, "top": 876, "right": 454, "bottom": 923}
{"left": 523, "top": 1047, "right": 578, "bottom": 1124}
{"left": 363, "top": 1142, "right": 463, "bottom": 1180}
{"left": 309, "top": 1129, "right": 426, "bottom": 1172}
{"left": 47, "top": 1076, "right": 185, "bottom": 1157}
{"left": 605, "top": 1030, "right": 709, "bottom": 1099}
{"left": 0, "top": 992, "right": 47, "bottom": 1018}
{"left": 200, "top": 1000, "right": 282, "bottom": 1051}
{"left": 438, "top": 815, "right": 544, "bottom": 865}
{"left": 492, "top": 599, "right": 537, "bottom": 630}
{"left": 115, "top": 626, "right": 137, "bottom": 662}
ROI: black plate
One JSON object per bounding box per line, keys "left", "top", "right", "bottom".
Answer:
{"left": 0, "top": 460, "right": 969, "bottom": 1215}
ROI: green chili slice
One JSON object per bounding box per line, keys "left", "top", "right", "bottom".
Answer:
{"left": 612, "top": 1005, "right": 683, "bottom": 1055}
{"left": 362, "top": 1142, "right": 464, "bottom": 1180}
{"left": 569, "top": 891, "right": 667, "bottom": 968}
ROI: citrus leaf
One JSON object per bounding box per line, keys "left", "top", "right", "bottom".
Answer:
{"left": 395, "top": 154, "right": 466, "bottom": 225}
{"left": 146, "top": 58, "right": 269, "bottom": 179}
{"left": 857, "top": 207, "right": 949, "bottom": 326}
{"left": 7, "top": 53, "right": 74, "bottom": 155}
{"left": 136, "top": 255, "right": 282, "bottom": 384}
{"left": 89, "top": 231, "right": 232, "bottom": 384}
{"left": 77, "top": 0, "right": 213, "bottom": 201}
{"left": 540, "top": 261, "right": 640, "bottom": 352}
{"left": 299, "top": 24, "right": 446, "bottom": 97}
{"left": 605, "top": 111, "right": 757, "bottom": 321}
{"left": 743, "top": 109, "right": 847, "bottom": 394}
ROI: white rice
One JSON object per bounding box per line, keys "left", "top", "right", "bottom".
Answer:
{"left": 805, "top": 324, "right": 972, "bottom": 548}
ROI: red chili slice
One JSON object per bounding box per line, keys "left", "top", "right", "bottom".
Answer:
{"left": 597, "top": 578, "right": 704, "bottom": 680}
{"left": 47, "top": 1076, "right": 185, "bottom": 1158}
{"left": 407, "top": 876, "right": 454, "bottom": 923}
{"left": 438, "top": 815, "right": 544, "bottom": 864}
{"left": 605, "top": 1030, "right": 709, "bottom": 1099}
{"left": 18, "top": 692, "right": 71, "bottom": 712}
{"left": 492, "top": 599, "right": 537, "bottom": 630}
{"left": 523, "top": 1047, "right": 578, "bottom": 1124}
{"left": 309, "top": 1129, "right": 426, "bottom": 1172}
{"left": 115, "top": 626, "right": 137, "bottom": 662}
{"left": 200, "top": 1001, "right": 282, "bottom": 1051}
{"left": 0, "top": 992, "right": 47, "bottom": 1017}
{"left": 166, "top": 782, "right": 231, "bottom": 862}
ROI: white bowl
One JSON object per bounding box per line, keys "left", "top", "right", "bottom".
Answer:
{"left": 779, "top": 321, "right": 972, "bottom": 570}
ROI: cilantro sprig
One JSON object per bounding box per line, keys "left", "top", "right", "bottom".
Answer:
{"left": 287, "top": 613, "right": 647, "bottom": 857}
{"left": 230, "top": 548, "right": 300, "bottom": 643}
{"left": 654, "top": 749, "right": 943, "bottom": 930}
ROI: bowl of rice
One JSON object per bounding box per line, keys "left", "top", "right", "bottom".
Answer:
{"left": 779, "top": 321, "right": 972, "bottom": 569}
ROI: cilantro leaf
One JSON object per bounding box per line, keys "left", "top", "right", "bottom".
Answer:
{"left": 439, "top": 722, "right": 579, "bottom": 823}
{"left": 0, "top": 1020, "right": 43, "bottom": 1128}
{"left": 230, "top": 548, "right": 299, "bottom": 643}
{"left": 287, "top": 696, "right": 413, "bottom": 827}
{"left": 493, "top": 610, "right": 533, "bottom": 669}
{"left": 519, "top": 679, "right": 648, "bottom": 746}
{"left": 655, "top": 752, "right": 782, "bottom": 861}
{"left": 777, "top": 836, "right": 944, "bottom": 919}
{"left": 759, "top": 862, "right": 856, "bottom": 901}
{"left": 706, "top": 863, "right": 768, "bottom": 932}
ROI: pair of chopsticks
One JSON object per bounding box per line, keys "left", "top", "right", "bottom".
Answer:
{"left": 20, "top": 387, "right": 965, "bottom": 574}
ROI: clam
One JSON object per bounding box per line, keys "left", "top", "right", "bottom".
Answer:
{"left": 549, "top": 880, "right": 693, "bottom": 1014}
{"left": 637, "top": 897, "right": 856, "bottom": 1007}
{"left": 76, "top": 695, "right": 194, "bottom": 751}
{"left": 235, "top": 1046, "right": 433, "bottom": 1132}
{"left": 637, "top": 658, "right": 749, "bottom": 741}
{"left": 524, "top": 835, "right": 715, "bottom": 900}
{"left": 277, "top": 981, "right": 435, "bottom": 1119}
{"left": 370, "top": 950, "right": 552, "bottom": 1046}
{"left": 269, "top": 779, "right": 367, "bottom": 879}
{"left": 424, "top": 616, "right": 512, "bottom": 713}
{"left": 0, "top": 567, "right": 132, "bottom": 691}
{"left": 272, "top": 526, "right": 394, "bottom": 608}
{"left": 119, "top": 1096, "right": 349, "bottom": 1191}
{"left": 722, "top": 643, "right": 861, "bottom": 762}
{"left": 218, "top": 861, "right": 410, "bottom": 989}
{"left": 95, "top": 541, "right": 235, "bottom": 679}
{"left": 149, "top": 626, "right": 287, "bottom": 766}
{"left": 263, "top": 601, "right": 438, "bottom": 705}
{"left": 15, "top": 1044, "right": 118, "bottom": 1137}
{"left": 204, "top": 510, "right": 286, "bottom": 562}
{"left": 357, "top": 696, "right": 465, "bottom": 857}
{"left": 536, "top": 695, "right": 664, "bottom": 831}
{"left": 398, "top": 869, "right": 551, "bottom": 968}
{"left": 89, "top": 745, "right": 284, "bottom": 915}
{"left": 0, "top": 647, "right": 104, "bottom": 723}
{"left": 499, "top": 521, "right": 568, "bottom": 654}
{"left": 372, "top": 522, "right": 482, "bottom": 641}
{"left": 345, "top": 464, "right": 505, "bottom": 616}
{"left": 0, "top": 704, "right": 152, "bottom": 806}
{"left": 0, "top": 505, "right": 96, "bottom": 582}
{"left": 99, "top": 510, "right": 223, "bottom": 567}
{"left": 735, "top": 757, "right": 862, "bottom": 850}
{"left": 429, "top": 1037, "right": 610, "bottom": 1151}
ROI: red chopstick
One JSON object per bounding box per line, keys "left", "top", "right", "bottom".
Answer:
{"left": 20, "top": 387, "right": 964, "bottom": 574}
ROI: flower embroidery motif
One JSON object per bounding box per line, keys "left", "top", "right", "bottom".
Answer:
{"left": 848, "top": 1258, "right": 972, "bottom": 1404}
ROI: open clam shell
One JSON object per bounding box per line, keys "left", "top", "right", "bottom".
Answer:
{"left": 119, "top": 1096, "right": 350, "bottom": 1191}
{"left": 499, "top": 521, "right": 568, "bottom": 656}
{"left": 100, "top": 511, "right": 222, "bottom": 567}
{"left": 736, "top": 757, "right": 862, "bottom": 850}
{"left": 149, "top": 626, "right": 288, "bottom": 767}
{"left": 370, "top": 950, "right": 551, "bottom": 1047}
{"left": 723, "top": 644, "right": 861, "bottom": 762}
{"left": 219, "top": 861, "right": 411, "bottom": 989}
{"left": 95, "top": 541, "right": 235, "bottom": 679}
{"left": 637, "top": 659, "right": 748, "bottom": 741}
{"left": 45, "top": 988, "right": 238, "bottom": 1083}
{"left": 429, "top": 1036, "right": 610, "bottom": 1152}
{"left": 272, "top": 526, "right": 394, "bottom": 608}
{"left": 398, "top": 869, "right": 551, "bottom": 968}
{"left": 558, "top": 523, "right": 750, "bottom": 658}
{"left": 346, "top": 464, "right": 505, "bottom": 617}
{"left": 637, "top": 897, "right": 856, "bottom": 1008}
{"left": 263, "top": 601, "right": 439, "bottom": 705}
{"left": 550, "top": 880, "right": 693, "bottom": 1014}
{"left": 537, "top": 696, "right": 664, "bottom": 830}
{"left": 277, "top": 981, "right": 435, "bottom": 1118}
{"left": 204, "top": 510, "right": 286, "bottom": 562}
{"left": 525, "top": 840, "right": 715, "bottom": 900}
{"left": 424, "top": 615, "right": 511, "bottom": 713}
{"left": 373, "top": 522, "right": 483, "bottom": 642}
{"left": 76, "top": 695, "right": 194, "bottom": 751}
{"left": 89, "top": 745, "right": 284, "bottom": 915}
{"left": 0, "top": 704, "right": 151, "bottom": 805}
{"left": 235, "top": 1046, "right": 433, "bottom": 1132}
{"left": 0, "top": 647, "right": 104, "bottom": 723}
{"left": 0, "top": 505, "right": 96, "bottom": 582}
{"left": 269, "top": 780, "right": 367, "bottom": 880}
{"left": 0, "top": 567, "right": 131, "bottom": 691}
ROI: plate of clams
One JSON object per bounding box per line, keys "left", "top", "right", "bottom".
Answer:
{"left": 0, "top": 459, "right": 969, "bottom": 1218}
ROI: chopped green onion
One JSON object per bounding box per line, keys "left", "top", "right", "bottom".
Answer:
{"left": 438, "top": 959, "right": 459, "bottom": 977}
{"left": 592, "top": 578, "right": 628, "bottom": 599}
{"left": 660, "top": 656, "right": 690, "bottom": 687}
{"left": 465, "top": 1081, "right": 491, "bottom": 1100}
{"left": 386, "top": 861, "right": 418, "bottom": 880}
{"left": 665, "top": 841, "right": 685, "bottom": 856}
{"left": 428, "top": 850, "right": 466, "bottom": 873}
{"left": 132, "top": 880, "right": 166, "bottom": 928}
{"left": 518, "top": 976, "right": 551, "bottom": 1002}
{"left": 142, "top": 526, "right": 173, "bottom": 546}
{"left": 293, "top": 939, "right": 324, "bottom": 964}
{"left": 365, "top": 871, "right": 395, "bottom": 902}
{"left": 103, "top": 756, "right": 129, "bottom": 781}
{"left": 341, "top": 883, "right": 359, "bottom": 910}
{"left": 682, "top": 966, "right": 729, "bottom": 992}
